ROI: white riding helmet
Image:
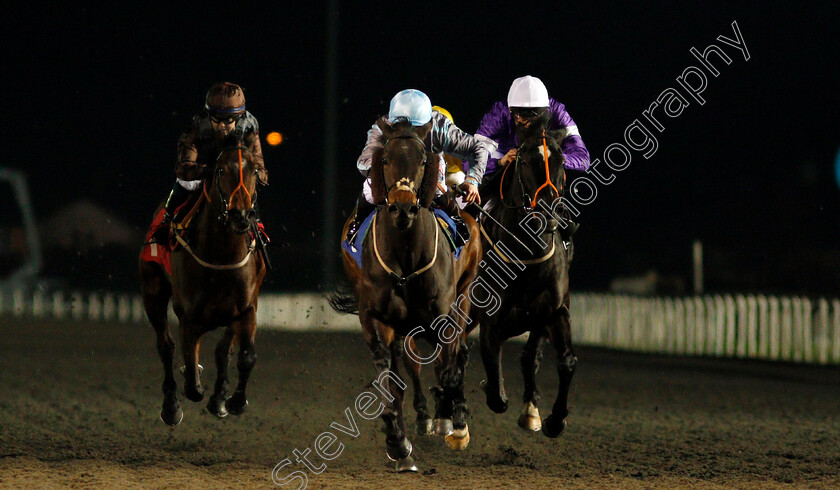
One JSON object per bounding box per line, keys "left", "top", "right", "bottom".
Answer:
{"left": 507, "top": 75, "right": 550, "bottom": 108}
{"left": 389, "top": 89, "right": 433, "bottom": 126}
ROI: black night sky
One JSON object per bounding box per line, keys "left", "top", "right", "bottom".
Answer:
{"left": 5, "top": 2, "right": 839, "bottom": 294}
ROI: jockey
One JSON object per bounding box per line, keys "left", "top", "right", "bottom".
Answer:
{"left": 431, "top": 106, "right": 469, "bottom": 190}
{"left": 346, "top": 89, "right": 488, "bottom": 242}
{"left": 161, "top": 82, "right": 267, "bottom": 228}
{"left": 474, "top": 75, "right": 590, "bottom": 236}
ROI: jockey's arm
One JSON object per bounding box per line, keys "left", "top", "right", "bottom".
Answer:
{"left": 356, "top": 122, "right": 384, "bottom": 177}
{"left": 433, "top": 114, "right": 489, "bottom": 189}
{"left": 550, "top": 100, "right": 591, "bottom": 172}
{"left": 175, "top": 120, "right": 206, "bottom": 181}
{"left": 247, "top": 127, "right": 268, "bottom": 185}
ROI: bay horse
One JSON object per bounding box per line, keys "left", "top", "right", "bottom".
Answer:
{"left": 331, "top": 118, "right": 481, "bottom": 472}
{"left": 139, "top": 133, "right": 266, "bottom": 426}
{"left": 474, "top": 116, "right": 577, "bottom": 438}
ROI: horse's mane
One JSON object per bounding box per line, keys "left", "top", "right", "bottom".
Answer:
{"left": 369, "top": 117, "right": 437, "bottom": 207}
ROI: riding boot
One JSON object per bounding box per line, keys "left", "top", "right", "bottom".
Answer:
{"left": 164, "top": 180, "right": 191, "bottom": 222}
{"left": 346, "top": 193, "right": 375, "bottom": 244}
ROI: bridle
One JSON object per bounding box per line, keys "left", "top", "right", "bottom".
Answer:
{"left": 373, "top": 132, "right": 440, "bottom": 286}
{"left": 202, "top": 146, "right": 257, "bottom": 226}
{"left": 498, "top": 129, "right": 564, "bottom": 210}
{"left": 381, "top": 134, "right": 428, "bottom": 206}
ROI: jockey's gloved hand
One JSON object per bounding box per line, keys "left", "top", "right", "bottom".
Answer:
{"left": 458, "top": 179, "right": 481, "bottom": 204}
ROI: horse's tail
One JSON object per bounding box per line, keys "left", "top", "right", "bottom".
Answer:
{"left": 327, "top": 279, "right": 358, "bottom": 315}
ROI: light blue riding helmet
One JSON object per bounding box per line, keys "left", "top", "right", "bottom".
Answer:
{"left": 388, "top": 89, "right": 433, "bottom": 126}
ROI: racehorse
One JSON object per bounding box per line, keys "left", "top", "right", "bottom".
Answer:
{"left": 331, "top": 118, "right": 482, "bottom": 472}
{"left": 139, "top": 133, "right": 266, "bottom": 426}
{"left": 474, "top": 116, "right": 577, "bottom": 438}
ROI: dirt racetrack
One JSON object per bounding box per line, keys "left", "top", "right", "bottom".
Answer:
{"left": 1, "top": 318, "right": 838, "bottom": 489}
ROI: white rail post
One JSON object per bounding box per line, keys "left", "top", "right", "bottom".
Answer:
{"left": 725, "top": 295, "right": 736, "bottom": 356}
{"left": 675, "top": 297, "right": 686, "bottom": 355}
{"left": 32, "top": 290, "right": 45, "bottom": 318}
{"left": 13, "top": 289, "right": 25, "bottom": 316}
{"left": 769, "top": 296, "right": 781, "bottom": 360}
{"left": 780, "top": 297, "right": 793, "bottom": 361}
{"left": 88, "top": 293, "right": 101, "bottom": 321}
{"left": 713, "top": 295, "right": 725, "bottom": 357}
{"left": 52, "top": 291, "right": 66, "bottom": 320}
{"left": 747, "top": 296, "right": 758, "bottom": 358}
{"left": 802, "top": 298, "right": 813, "bottom": 363}
{"left": 816, "top": 298, "right": 829, "bottom": 365}
{"left": 792, "top": 297, "right": 804, "bottom": 362}
{"left": 736, "top": 295, "right": 748, "bottom": 358}
{"left": 757, "top": 295, "right": 769, "bottom": 359}
{"left": 831, "top": 299, "right": 840, "bottom": 364}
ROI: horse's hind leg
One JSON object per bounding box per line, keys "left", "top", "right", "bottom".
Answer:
{"left": 435, "top": 340, "right": 471, "bottom": 450}
{"left": 140, "top": 262, "right": 182, "bottom": 426}
{"left": 543, "top": 302, "right": 577, "bottom": 438}
{"left": 207, "top": 327, "right": 235, "bottom": 418}
{"left": 226, "top": 308, "right": 257, "bottom": 415}
{"left": 479, "top": 320, "right": 509, "bottom": 414}
{"left": 518, "top": 332, "right": 545, "bottom": 431}
{"left": 401, "top": 336, "right": 432, "bottom": 435}
{"left": 180, "top": 320, "right": 205, "bottom": 402}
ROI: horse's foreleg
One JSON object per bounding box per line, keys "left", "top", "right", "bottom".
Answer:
{"left": 401, "top": 336, "right": 432, "bottom": 435}
{"left": 364, "top": 315, "right": 415, "bottom": 471}
{"left": 543, "top": 302, "right": 577, "bottom": 438}
{"left": 207, "top": 327, "right": 235, "bottom": 418}
{"left": 479, "top": 320, "right": 508, "bottom": 414}
{"left": 518, "top": 332, "right": 545, "bottom": 431}
{"left": 142, "top": 272, "right": 181, "bottom": 426}
{"left": 226, "top": 308, "right": 257, "bottom": 416}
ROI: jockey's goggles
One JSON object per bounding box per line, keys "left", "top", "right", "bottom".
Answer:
{"left": 510, "top": 107, "right": 547, "bottom": 119}
{"left": 209, "top": 113, "right": 243, "bottom": 125}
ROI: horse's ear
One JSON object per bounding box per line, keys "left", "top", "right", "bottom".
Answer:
{"left": 414, "top": 120, "right": 433, "bottom": 142}
{"left": 369, "top": 146, "right": 387, "bottom": 205}
{"left": 418, "top": 152, "right": 439, "bottom": 208}
{"left": 376, "top": 116, "right": 391, "bottom": 141}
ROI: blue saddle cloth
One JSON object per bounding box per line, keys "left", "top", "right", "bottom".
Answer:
{"left": 342, "top": 208, "right": 464, "bottom": 269}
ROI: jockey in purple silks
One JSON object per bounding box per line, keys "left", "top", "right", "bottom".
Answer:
{"left": 473, "top": 75, "right": 591, "bottom": 237}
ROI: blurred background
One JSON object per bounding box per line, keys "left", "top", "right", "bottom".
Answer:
{"left": 2, "top": 1, "right": 838, "bottom": 296}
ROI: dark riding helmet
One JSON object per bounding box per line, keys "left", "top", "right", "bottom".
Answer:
{"left": 205, "top": 82, "right": 246, "bottom": 122}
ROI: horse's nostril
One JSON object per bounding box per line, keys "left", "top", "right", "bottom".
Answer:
{"left": 388, "top": 204, "right": 398, "bottom": 214}
{"left": 246, "top": 209, "right": 256, "bottom": 221}
{"left": 409, "top": 205, "right": 419, "bottom": 215}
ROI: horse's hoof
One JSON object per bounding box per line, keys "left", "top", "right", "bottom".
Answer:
{"left": 432, "top": 418, "right": 453, "bottom": 436}
{"left": 160, "top": 407, "right": 183, "bottom": 426}
{"left": 517, "top": 402, "right": 541, "bottom": 432}
{"left": 225, "top": 395, "right": 249, "bottom": 416}
{"left": 542, "top": 414, "right": 567, "bottom": 438}
{"left": 386, "top": 438, "right": 413, "bottom": 462}
{"left": 415, "top": 417, "right": 433, "bottom": 436}
{"left": 395, "top": 454, "right": 419, "bottom": 473}
{"left": 444, "top": 425, "right": 470, "bottom": 450}
{"left": 480, "top": 380, "right": 508, "bottom": 413}
{"left": 207, "top": 396, "right": 229, "bottom": 418}
{"left": 184, "top": 385, "right": 204, "bottom": 403}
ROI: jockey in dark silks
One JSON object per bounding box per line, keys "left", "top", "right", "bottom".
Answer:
{"left": 346, "top": 89, "right": 489, "bottom": 243}
{"left": 474, "top": 75, "right": 591, "bottom": 240}
{"left": 159, "top": 82, "right": 267, "bottom": 231}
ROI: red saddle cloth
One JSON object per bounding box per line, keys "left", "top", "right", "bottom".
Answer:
{"left": 140, "top": 207, "right": 269, "bottom": 276}
{"left": 140, "top": 208, "right": 173, "bottom": 275}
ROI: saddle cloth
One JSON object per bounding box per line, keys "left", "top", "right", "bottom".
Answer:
{"left": 342, "top": 208, "right": 464, "bottom": 269}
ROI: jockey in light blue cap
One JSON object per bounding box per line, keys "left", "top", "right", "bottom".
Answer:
{"left": 345, "top": 89, "right": 490, "bottom": 243}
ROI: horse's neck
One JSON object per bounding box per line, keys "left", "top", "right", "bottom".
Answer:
{"left": 192, "top": 204, "right": 249, "bottom": 259}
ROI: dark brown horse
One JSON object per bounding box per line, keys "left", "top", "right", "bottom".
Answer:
{"left": 474, "top": 117, "right": 577, "bottom": 438}
{"left": 332, "top": 118, "right": 482, "bottom": 472}
{"left": 139, "top": 133, "right": 266, "bottom": 426}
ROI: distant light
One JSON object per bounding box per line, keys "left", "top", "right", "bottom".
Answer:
{"left": 266, "top": 132, "right": 284, "bottom": 146}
